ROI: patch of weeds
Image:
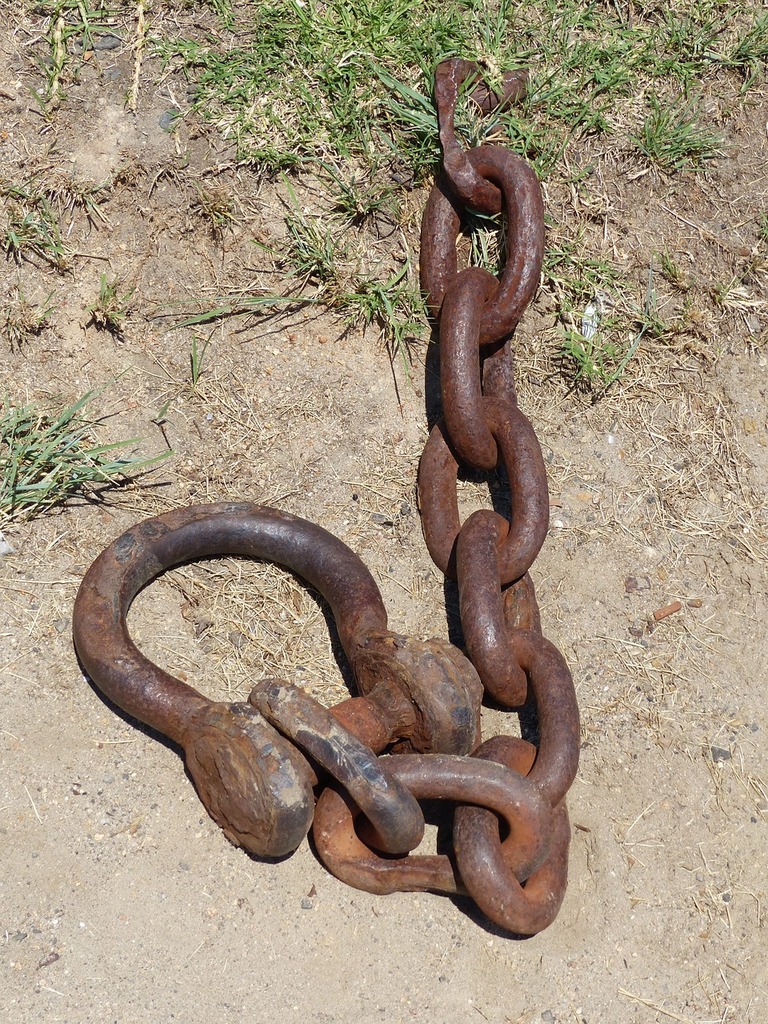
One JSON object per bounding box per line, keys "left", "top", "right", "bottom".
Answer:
{"left": 0, "top": 391, "right": 169, "bottom": 522}
{"left": 654, "top": 9, "right": 722, "bottom": 82}
{"left": 552, "top": 263, "right": 677, "bottom": 391}
{"left": 543, "top": 233, "right": 623, "bottom": 303}
{"left": 723, "top": 13, "right": 768, "bottom": 85}
{"left": 337, "top": 264, "right": 426, "bottom": 366}
{"left": 711, "top": 276, "right": 765, "bottom": 315}
{"left": 559, "top": 301, "right": 648, "bottom": 392}
{"left": 1, "top": 181, "right": 69, "bottom": 270}
{"left": 632, "top": 95, "right": 724, "bottom": 171}
{"left": 633, "top": 267, "right": 680, "bottom": 344}
{"left": 659, "top": 251, "right": 692, "bottom": 291}
{"left": 29, "top": 0, "right": 120, "bottom": 110}
{"left": 757, "top": 213, "right": 768, "bottom": 246}
{"left": 271, "top": 178, "right": 349, "bottom": 290}
{"left": 559, "top": 318, "right": 627, "bottom": 389}
{"left": 2, "top": 292, "right": 57, "bottom": 352}
{"left": 87, "top": 274, "right": 135, "bottom": 336}
{"left": 193, "top": 184, "right": 238, "bottom": 238}
{"left": 45, "top": 171, "right": 112, "bottom": 225}
{"left": 322, "top": 163, "right": 396, "bottom": 226}
{"left": 282, "top": 208, "right": 346, "bottom": 288}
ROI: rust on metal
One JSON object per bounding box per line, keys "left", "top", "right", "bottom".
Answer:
{"left": 313, "top": 752, "right": 552, "bottom": 898}
{"left": 249, "top": 678, "right": 425, "bottom": 855}
{"left": 72, "top": 57, "right": 580, "bottom": 936}
{"left": 416, "top": 56, "right": 580, "bottom": 933}
{"left": 419, "top": 397, "right": 549, "bottom": 581}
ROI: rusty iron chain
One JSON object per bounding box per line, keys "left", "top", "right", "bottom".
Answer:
{"left": 426, "top": 58, "right": 579, "bottom": 923}
{"left": 72, "top": 59, "right": 579, "bottom": 936}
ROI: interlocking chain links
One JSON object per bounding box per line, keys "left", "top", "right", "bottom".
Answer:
{"left": 72, "top": 502, "right": 482, "bottom": 858}
{"left": 417, "top": 59, "right": 580, "bottom": 928}
{"left": 71, "top": 59, "right": 580, "bottom": 936}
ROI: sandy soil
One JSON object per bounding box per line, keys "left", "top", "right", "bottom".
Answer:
{"left": 1, "top": 12, "right": 767, "bottom": 1024}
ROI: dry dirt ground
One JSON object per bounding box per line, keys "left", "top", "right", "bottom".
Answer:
{"left": 1, "top": 11, "right": 767, "bottom": 1024}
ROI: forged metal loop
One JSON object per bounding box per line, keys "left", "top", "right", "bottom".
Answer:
{"left": 454, "top": 736, "right": 571, "bottom": 936}
{"left": 434, "top": 59, "right": 504, "bottom": 215}
{"left": 73, "top": 505, "right": 481, "bottom": 864}
{"left": 434, "top": 60, "right": 528, "bottom": 215}
{"left": 456, "top": 509, "right": 528, "bottom": 706}
{"left": 439, "top": 266, "right": 502, "bottom": 470}
{"left": 421, "top": 146, "right": 544, "bottom": 343}
{"left": 455, "top": 514, "right": 580, "bottom": 800}
{"left": 418, "top": 397, "right": 549, "bottom": 581}
{"left": 249, "top": 679, "right": 425, "bottom": 855}
{"left": 313, "top": 753, "right": 553, "bottom": 896}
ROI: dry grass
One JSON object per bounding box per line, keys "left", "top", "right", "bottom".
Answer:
{"left": 130, "top": 556, "right": 350, "bottom": 707}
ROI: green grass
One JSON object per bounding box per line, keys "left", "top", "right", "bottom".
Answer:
{"left": 87, "top": 274, "right": 135, "bottom": 336}
{"left": 1, "top": 391, "right": 170, "bottom": 522}
{"left": 189, "top": 332, "right": 212, "bottom": 388}
{"left": 21, "top": 0, "right": 768, "bottom": 385}
{"left": 632, "top": 96, "right": 724, "bottom": 171}
{"left": 2, "top": 292, "right": 57, "bottom": 352}
{"left": 336, "top": 263, "right": 426, "bottom": 364}
{"left": 150, "top": 0, "right": 766, "bottom": 177}
{"left": 1, "top": 180, "right": 69, "bottom": 270}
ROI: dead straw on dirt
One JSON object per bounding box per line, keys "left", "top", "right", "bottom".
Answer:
{"left": 126, "top": 0, "right": 146, "bottom": 114}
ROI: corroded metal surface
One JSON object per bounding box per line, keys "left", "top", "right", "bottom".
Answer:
{"left": 73, "top": 59, "right": 579, "bottom": 935}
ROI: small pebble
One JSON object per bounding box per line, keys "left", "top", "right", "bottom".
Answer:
{"left": 625, "top": 575, "right": 651, "bottom": 594}
{"left": 159, "top": 110, "right": 179, "bottom": 131}
{"left": 300, "top": 898, "right": 313, "bottom": 910}
{"left": 93, "top": 33, "right": 122, "bottom": 50}
{"left": 710, "top": 745, "right": 731, "bottom": 763}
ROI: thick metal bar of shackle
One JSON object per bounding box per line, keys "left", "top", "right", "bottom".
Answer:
{"left": 249, "top": 679, "right": 425, "bottom": 855}
{"left": 420, "top": 147, "right": 544, "bottom": 345}
{"left": 313, "top": 753, "right": 553, "bottom": 896}
{"left": 72, "top": 502, "right": 389, "bottom": 743}
{"left": 418, "top": 397, "right": 549, "bottom": 582}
